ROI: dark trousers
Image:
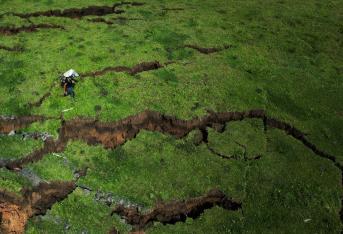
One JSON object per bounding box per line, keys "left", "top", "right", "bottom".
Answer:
{"left": 67, "top": 86, "right": 75, "bottom": 98}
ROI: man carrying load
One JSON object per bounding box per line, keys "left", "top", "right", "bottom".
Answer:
{"left": 60, "top": 69, "right": 79, "bottom": 98}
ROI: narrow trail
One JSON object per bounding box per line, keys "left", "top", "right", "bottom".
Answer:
{"left": 111, "top": 188, "right": 241, "bottom": 231}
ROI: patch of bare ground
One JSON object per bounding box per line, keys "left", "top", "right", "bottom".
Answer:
{"left": 0, "top": 181, "right": 76, "bottom": 233}
{"left": 184, "top": 44, "right": 232, "bottom": 54}
{"left": 0, "top": 24, "right": 64, "bottom": 36}
{"left": 111, "top": 188, "right": 241, "bottom": 231}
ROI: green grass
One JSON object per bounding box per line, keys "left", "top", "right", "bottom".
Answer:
{"left": 0, "top": 136, "right": 43, "bottom": 160}
{"left": 0, "top": 168, "right": 32, "bottom": 194}
{"left": 26, "top": 188, "right": 130, "bottom": 234}
{"left": 0, "top": 0, "right": 342, "bottom": 233}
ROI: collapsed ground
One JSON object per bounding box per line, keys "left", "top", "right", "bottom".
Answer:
{"left": 0, "top": 0, "right": 342, "bottom": 233}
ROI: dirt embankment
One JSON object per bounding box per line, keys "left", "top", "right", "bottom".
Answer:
{"left": 111, "top": 188, "right": 241, "bottom": 231}
{"left": 0, "top": 181, "right": 76, "bottom": 234}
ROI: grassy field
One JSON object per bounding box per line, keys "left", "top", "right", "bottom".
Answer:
{"left": 0, "top": 0, "right": 342, "bottom": 233}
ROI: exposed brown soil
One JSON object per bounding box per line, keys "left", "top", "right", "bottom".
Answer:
{"left": 82, "top": 60, "right": 164, "bottom": 77}
{"left": 11, "top": 2, "right": 144, "bottom": 19}
{"left": 2, "top": 109, "right": 340, "bottom": 174}
{"left": 0, "top": 24, "right": 64, "bottom": 36}
{"left": 1, "top": 110, "right": 341, "bottom": 225}
{"left": 0, "top": 115, "right": 51, "bottom": 134}
{"left": 0, "top": 44, "right": 23, "bottom": 52}
{"left": 0, "top": 181, "right": 76, "bottom": 233}
{"left": 111, "top": 188, "right": 241, "bottom": 231}
{"left": 5, "top": 137, "right": 67, "bottom": 170}
{"left": 184, "top": 44, "right": 232, "bottom": 54}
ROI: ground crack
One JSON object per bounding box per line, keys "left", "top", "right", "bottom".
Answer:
{"left": 87, "top": 16, "right": 143, "bottom": 25}
{"left": 206, "top": 143, "right": 261, "bottom": 161}
{"left": 9, "top": 2, "right": 145, "bottom": 19}
{"left": 0, "top": 24, "right": 64, "bottom": 36}
{"left": 0, "top": 109, "right": 342, "bottom": 225}
{"left": 184, "top": 44, "right": 232, "bottom": 54}
{"left": 0, "top": 110, "right": 340, "bottom": 173}
{"left": 82, "top": 60, "right": 167, "bottom": 77}
{"left": 0, "top": 181, "right": 76, "bottom": 233}
{"left": 0, "top": 115, "right": 54, "bottom": 134}
{"left": 111, "top": 188, "right": 241, "bottom": 231}
{"left": 26, "top": 82, "right": 57, "bottom": 108}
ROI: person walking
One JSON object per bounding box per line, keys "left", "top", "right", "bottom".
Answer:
{"left": 60, "top": 69, "right": 79, "bottom": 98}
